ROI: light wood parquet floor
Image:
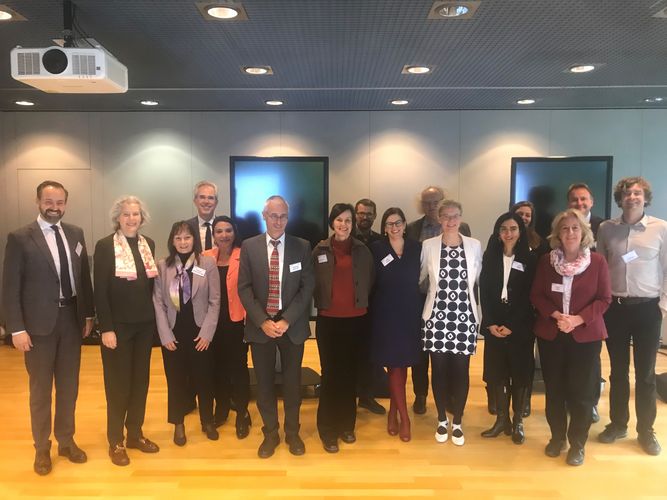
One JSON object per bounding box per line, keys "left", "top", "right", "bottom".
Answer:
{"left": 0, "top": 339, "right": 665, "bottom": 499}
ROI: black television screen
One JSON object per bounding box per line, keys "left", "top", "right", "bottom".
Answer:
{"left": 510, "top": 156, "right": 613, "bottom": 238}
{"left": 230, "top": 156, "right": 329, "bottom": 248}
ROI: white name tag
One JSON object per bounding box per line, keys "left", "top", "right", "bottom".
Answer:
{"left": 289, "top": 262, "right": 302, "bottom": 273}
{"left": 511, "top": 261, "right": 525, "bottom": 272}
{"left": 381, "top": 254, "right": 395, "bottom": 267}
{"left": 75, "top": 242, "right": 83, "bottom": 256}
{"left": 317, "top": 254, "right": 328, "bottom": 264}
{"left": 192, "top": 265, "right": 206, "bottom": 277}
{"left": 551, "top": 283, "right": 564, "bottom": 293}
{"left": 622, "top": 250, "right": 639, "bottom": 263}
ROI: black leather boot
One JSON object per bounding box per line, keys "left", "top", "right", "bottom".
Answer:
{"left": 481, "top": 386, "right": 511, "bottom": 437}
{"left": 512, "top": 385, "right": 528, "bottom": 444}
{"left": 485, "top": 384, "right": 497, "bottom": 415}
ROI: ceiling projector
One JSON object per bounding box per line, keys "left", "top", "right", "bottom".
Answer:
{"left": 10, "top": 44, "right": 128, "bottom": 93}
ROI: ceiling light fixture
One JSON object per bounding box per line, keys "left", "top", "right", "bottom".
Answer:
{"left": 196, "top": 2, "right": 249, "bottom": 21}
{"left": 516, "top": 99, "right": 535, "bottom": 105}
{"left": 644, "top": 97, "right": 664, "bottom": 103}
{"left": 265, "top": 100, "right": 283, "bottom": 106}
{"left": 428, "top": 1, "right": 480, "bottom": 20}
{"left": 243, "top": 66, "right": 273, "bottom": 75}
{"left": 15, "top": 100, "right": 34, "bottom": 106}
{"left": 140, "top": 100, "right": 159, "bottom": 106}
{"left": 0, "top": 10, "right": 12, "bottom": 20}
{"left": 438, "top": 5, "right": 469, "bottom": 17}
{"left": 391, "top": 99, "right": 409, "bottom": 106}
{"left": 569, "top": 64, "right": 596, "bottom": 73}
{"left": 402, "top": 65, "right": 431, "bottom": 75}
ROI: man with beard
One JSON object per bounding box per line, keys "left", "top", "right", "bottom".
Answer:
{"left": 2, "top": 180, "right": 94, "bottom": 475}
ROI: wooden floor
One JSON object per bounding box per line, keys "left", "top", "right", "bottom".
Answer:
{"left": 0, "top": 339, "right": 665, "bottom": 499}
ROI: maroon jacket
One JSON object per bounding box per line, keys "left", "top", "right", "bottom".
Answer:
{"left": 530, "top": 251, "right": 611, "bottom": 343}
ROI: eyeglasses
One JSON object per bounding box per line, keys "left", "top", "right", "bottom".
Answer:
{"left": 385, "top": 220, "right": 404, "bottom": 228}
{"left": 439, "top": 214, "right": 461, "bottom": 222}
{"left": 267, "top": 214, "right": 288, "bottom": 222}
{"left": 356, "top": 211, "right": 374, "bottom": 218}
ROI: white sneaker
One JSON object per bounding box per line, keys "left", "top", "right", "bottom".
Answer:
{"left": 435, "top": 420, "right": 449, "bottom": 443}
{"left": 451, "top": 423, "right": 465, "bottom": 446}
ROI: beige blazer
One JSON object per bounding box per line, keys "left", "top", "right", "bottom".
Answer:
{"left": 419, "top": 233, "right": 482, "bottom": 324}
{"left": 153, "top": 254, "right": 220, "bottom": 345}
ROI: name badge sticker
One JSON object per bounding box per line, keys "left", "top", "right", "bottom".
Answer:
{"left": 622, "top": 250, "right": 639, "bottom": 264}
{"left": 511, "top": 261, "right": 525, "bottom": 272}
{"left": 75, "top": 242, "right": 83, "bottom": 256}
{"left": 192, "top": 266, "right": 206, "bottom": 277}
{"left": 551, "top": 283, "right": 564, "bottom": 293}
{"left": 317, "top": 254, "right": 328, "bottom": 264}
{"left": 289, "top": 262, "right": 302, "bottom": 273}
{"left": 381, "top": 254, "right": 395, "bottom": 267}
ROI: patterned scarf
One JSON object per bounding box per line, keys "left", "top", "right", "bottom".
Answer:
{"left": 113, "top": 231, "right": 158, "bottom": 280}
{"left": 550, "top": 247, "right": 591, "bottom": 277}
{"left": 169, "top": 253, "right": 196, "bottom": 311}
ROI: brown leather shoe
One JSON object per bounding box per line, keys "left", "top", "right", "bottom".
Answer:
{"left": 126, "top": 436, "right": 160, "bottom": 453}
{"left": 58, "top": 442, "right": 87, "bottom": 463}
{"left": 109, "top": 443, "right": 130, "bottom": 466}
{"left": 34, "top": 450, "right": 52, "bottom": 476}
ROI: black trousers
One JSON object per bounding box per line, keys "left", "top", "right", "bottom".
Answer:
{"left": 316, "top": 315, "right": 363, "bottom": 439}
{"left": 356, "top": 322, "right": 382, "bottom": 400}
{"left": 483, "top": 334, "right": 534, "bottom": 387}
{"left": 162, "top": 331, "right": 214, "bottom": 426}
{"left": 101, "top": 321, "right": 154, "bottom": 446}
{"left": 24, "top": 304, "right": 81, "bottom": 452}
{"left": 411, "top": 350, "right": 430, "bottom": 398}
{"left": 538, "top": 334, "right": 601, "bottom": 448}
{"left": 604, "top": 299, "right": 662, "bottom": 433}
{"left": 211, "top": 320, "right": 250, "bottom": 420}
{"left": 250, "top": 335, "right": 304, "bottom": 437}
{"left": 430, "top": 351, "right": 471, "bottom": 422}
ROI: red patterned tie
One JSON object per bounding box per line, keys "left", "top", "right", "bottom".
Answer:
{"left": 267, "top": 239, "right": 280, "bottom": 316}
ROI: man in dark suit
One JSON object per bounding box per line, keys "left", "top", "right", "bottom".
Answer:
{"left": 2, "top": 180, "right": 94, "bottom": 475}
{"left": 238, "top": 195, "right": 315, "bottom": 458}
{"left": 187, "top": 180, "right": 219, "bottom": 252}
{"left": 567, "top": 182, "right": 607, "bottom": 422}
{"left": 405, "top": 186, "right": 471, "bottom": 415}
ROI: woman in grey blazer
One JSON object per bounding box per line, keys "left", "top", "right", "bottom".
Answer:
{"left": 153, "top": 221, "right": 221, "bottom": 446}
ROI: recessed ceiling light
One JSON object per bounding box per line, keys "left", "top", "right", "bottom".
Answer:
{"left": 569, "top": 64, "right": 596, "bottom": 73}
{"left": 243, "top": 66, "right": 273, "bottom": 75}
{"left": 428, "top": 1, "right": 480, "bottom": 19}
{"left": 140, "top": 100, "right": 159, "bottom": 106}
{"left": 196, "top": 2, "right": 248, "bottom": 21}
{"left": 15, "top": 100, "right": 34, "bottom": 106}
{"left": 644, "top": 97, "right": 664, "bottom": 103}
{"left": 437, "top": 5, "right": 469, "bottom": 17}
{"left": 265, "top": 100, "right": 283, "bottom": 106}
{"left": 403, "top": 65, "right": 431, "bottom": 75}
{"left": 0, "top": 10, "right": 12, "bottom": 20}
{"left": 391, "top": 99, "right": 409, "bottom": 106}
{"left": 516, "top": 99, "right": 535, "bottom": 105}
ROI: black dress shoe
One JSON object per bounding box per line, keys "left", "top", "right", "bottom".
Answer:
{"left": 235, "top": 412, "right": 251, "bottom": 440}
{"left": 58, "top": 442, "right": 87, "bottom": 463}
{"left": 638, "top": 431, "right": 661, "bottom": 456}
{"left": 109, "top": 443, "right": 130, "bottom": 466}
{"left": 591, "top": 405, "right": 600, "bottom": 423}
{"left": 511, "top": 422, "right": 525, "bottom": 445}
{"left": 126, "top": 436, "right": 160, "bottom": 453}
{"left": 34, "top": 450, "right": 52, "bottom": 476}
{"left": 359, "top": 398, "right": 386, "bottom": 415}
{"left": 544, "top": 439, "right": 566, "bottom": 458}
{"left": 258, "top": 434, "right": 280, "bottom": 459}
{"left": 598, "top": 424, "right": 627, "bottom": 444}
{"left": 322, "top": 436, "right": 339, "bottom": 453}
{"left": 566, "top": 446, "right": 585, "bottom": 466}
{"left": 285, "top": 434, "right": 306, "bottom": 456}
{"left": 173, "top": 424, "right": 186, "bottom": 446}
{"left": 202, "top": 423, "right": 219, "bottom": 441}
{"left": 412, "top": 395, "right": 427, "bottom": 415}
{"left": 340, "top": 431, "right": 356, "bottom": 444}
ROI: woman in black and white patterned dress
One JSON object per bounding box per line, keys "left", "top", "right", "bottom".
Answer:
{"left": 420, "top": 200, "right": 482, "bottom": 446}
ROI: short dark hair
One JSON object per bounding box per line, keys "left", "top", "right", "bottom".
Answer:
{"left": 36, "top": 180, "right": 68, "bottom": 201}
{"left": 380, "top": 207, "right": 406, "bottom": 235}
{"left": 566, "top": 183, "right": 593, "bottom": 200}
{"left": 166, "top": 220, "right": 201, "bottom": 267}
{"left": 613, "top": 176, "right": 652, "bottom": 207}
{"left": 211, "top": 215, "right": 242, "bottom": 248}
{"left": 328, "top": 203, "right": 356, "bottom": 230}
{"left": 355, "top": 198, "right": 376, "bottom": 214}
